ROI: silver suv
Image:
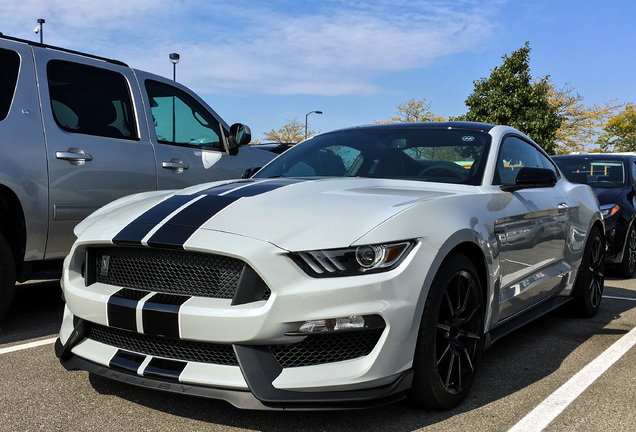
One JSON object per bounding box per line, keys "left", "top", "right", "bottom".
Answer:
{"left": 0, "top": 34, "right": 275, "bottom": 318}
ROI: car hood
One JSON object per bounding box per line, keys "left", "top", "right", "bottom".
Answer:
{"left": 82, "top": 178, "right": 464, "bottom": 251}
{"left": 592, "top": 186, "right": 623, "bottom": 205}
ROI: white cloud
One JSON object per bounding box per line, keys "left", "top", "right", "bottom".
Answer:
{"left": 0, "top": 0, "right": 499, "bottom": 96}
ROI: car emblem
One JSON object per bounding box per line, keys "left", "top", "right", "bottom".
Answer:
{"left": 100, "top": 255, "right": 110, "bottom": 277}
{"left": 462, "top": 136, "right": 475, "bottom": 142}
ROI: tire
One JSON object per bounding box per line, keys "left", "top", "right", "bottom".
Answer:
{"left": 0, "top": 233, "right": 16, "bottom": 320}
{"left": 570, "top": 226, "right": 604, "bottom": 318}
{"left": 616, "top": 225, "right": 636, "bottom": 278}
{"left": 407, "top": 253, "right": 484, "bottom": 409}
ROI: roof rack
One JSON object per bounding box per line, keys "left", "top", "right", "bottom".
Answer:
{"left": 0, "top": 33, "right": 128, "bottom": 67}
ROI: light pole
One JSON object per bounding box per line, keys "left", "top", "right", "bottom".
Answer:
{"left": 169, "top": 52, "right": 180, "bottom": 81}
{"left": 305, "top": 110, "right": 322, "bottom": 140}
{"left": 169, "top": 53, "right": 180, "bottom": 142}
{"left": 34, "top": 18, "right": 45, "bottom": 44}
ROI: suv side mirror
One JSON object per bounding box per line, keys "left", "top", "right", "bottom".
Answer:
{"left": 228, "top": 122, "right": 251, "bottom": 149}
{"left": 501, "top": 167, "right": 557, "bottom": 192}
{"left": 241, "top": 167, "right": 262, "bottom": 178}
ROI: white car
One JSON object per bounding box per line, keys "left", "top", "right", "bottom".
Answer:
{"left": 56, "top": 122, "right": 604, "bottom": 410}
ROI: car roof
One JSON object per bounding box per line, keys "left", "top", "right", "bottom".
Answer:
{"left": 319, "top": 121, "right": 496, "bottom": 135}
{"left": 0, "top": 33, "right": 127, "bottom": 67}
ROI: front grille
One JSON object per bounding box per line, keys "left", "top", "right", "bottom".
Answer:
{"left": 87, "top": 323, "right": 239, "bottom": 366}
{"left": 89, "top": 247, "right": 270, "bottom": 301}
{"left": 269, "top": 329, "right": 384, "bottom": 368}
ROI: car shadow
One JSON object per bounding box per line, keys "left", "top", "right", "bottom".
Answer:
{"left": 86, "top": 287, "right": 635, "bottom": 432}
{"left": 0, "top": 280, "right": 64, "bottom": 344}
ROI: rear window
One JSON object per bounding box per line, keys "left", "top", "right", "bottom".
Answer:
{"left": 47, "top": 60, "right": 138, "bottom": 139}
{"left": 0, "top": 48, "right": 20, "bottom": 121}
{"left": 555, "top": 158, "right": 626, "bottom": 188}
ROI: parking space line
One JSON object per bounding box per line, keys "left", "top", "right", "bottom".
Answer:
{"left": 508, "top": 325, "right": 636, "bottom": 432}
{"left": 603, "top": 295, "right": 636, "bottom": 302}
{"left": 0, "top": 337, "right": 57, "bottom": 355}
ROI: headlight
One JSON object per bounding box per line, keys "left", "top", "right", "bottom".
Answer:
{"left": 600, "top": 204, "right": 620, "bottom": 219}
{"left": 290, "top": 240, "right": 415, "bottom": 277}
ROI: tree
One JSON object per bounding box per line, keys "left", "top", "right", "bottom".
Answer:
{"left": 376, "top": 98, "right": 446, "bottom": 124}
{"left": 598, "top": 104, "right": 636, "bottom": 152}
{"left": 547, "top": 81, "right": 619, "bottom": 155}
{"left": 464, "top": 42, "right": 562, "bottom": 154}
{"left": 263, "top": 118, "right": 316, "bottom": 143}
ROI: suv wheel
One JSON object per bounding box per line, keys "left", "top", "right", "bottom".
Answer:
{"left": 0, "top": 233, "right": 16, "bottom": 319}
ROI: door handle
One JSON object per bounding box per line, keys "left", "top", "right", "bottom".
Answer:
{"left": 162, "top": 159, "right": 189, "bottom": 173}
{"left": 557, "top": 203, "right": 569, "bottom": 214}
{"left": 56, "top": 147, "right": 93, "bottom": 165}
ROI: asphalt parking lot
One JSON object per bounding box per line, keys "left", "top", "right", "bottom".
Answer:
{"left": 1, "top": 278, "right": 635, "bottom": 432}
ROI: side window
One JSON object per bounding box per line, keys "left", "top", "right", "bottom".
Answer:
{"left": 496, "top": 136, "right": 556, "bottom": 185}
{"left": 47, "top": 60, "right": 138, "bottom": 139}
{"left": 0, "top": 48, "right": 20, "bottom": 121}
{"left": 145, "top": 80, "right": 223, "bottom": 150}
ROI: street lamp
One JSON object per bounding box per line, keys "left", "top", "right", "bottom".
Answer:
{"left": 305, "top": 110, "right": 322, "bottom": 140}
{"left": 169, "top": 53, "right": 180, "bottom": 142}
{"left": 34, "top": 18, "right": 45, "bottom": 44}
{"left": 169, "top": 52, "right": 180, "bottom": 81}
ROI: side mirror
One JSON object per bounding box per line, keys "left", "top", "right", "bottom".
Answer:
{"left": 241, "top": 167, "right": 261, "bottom": 178}
{"left": 228, "top": 123, "right": 251, "bottom": 148}
{"left": 501, "top": 167, "right": 557, "bottom": 192}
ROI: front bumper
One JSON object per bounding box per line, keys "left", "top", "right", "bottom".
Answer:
{"left": 55, "top": 317, "right": 413, "bottom": 410}
{"left": 58, "top": 230, "right": 436, "bottom": 409}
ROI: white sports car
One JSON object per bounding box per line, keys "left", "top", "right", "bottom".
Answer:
{"left": 56, "top": 122, "right": 604, "bottom": 410}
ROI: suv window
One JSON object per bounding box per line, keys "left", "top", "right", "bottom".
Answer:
{"left": 47, "top": 60, "right": 138, "bottom": 139}
{"left": 496, "top": 136, "right": 556, "bottom": 185}
{"left": 145, "top": 80, "right": 223, "bottom": 150}
{"left": 0, "top": 48, "right": 20, "bottom": 121}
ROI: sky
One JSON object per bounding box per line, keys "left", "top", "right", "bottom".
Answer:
{"left": 1, "top": 0, "right": 634, "bottom": 142}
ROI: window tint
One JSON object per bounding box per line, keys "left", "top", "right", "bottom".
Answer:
{"left": 554, "top": 157, "right": 625, "bottom": 188}
{"left": 145, "top": 80, "right": 222, "bottom": 150}
{"left": 0, "top": 48, "right": 20, "bottom": 121}
{"left": 255, "top": 127, "right": 490, "bottom": 185}
{"left": 47, "top": 60, "right": 137, "bottom": 139}
{"left": 495, "top": 136, "right": 556, "bottom": 185}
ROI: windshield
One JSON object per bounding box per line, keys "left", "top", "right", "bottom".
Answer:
{"left": 554, "top": 157, "right": 626, "bottom": 188}
{"left": 253, "top": 127, "right": 491, "bottom": 185}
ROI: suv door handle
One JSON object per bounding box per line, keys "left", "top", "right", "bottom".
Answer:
{"left": 56, "top": 148, "right": 93, "bottom": 165}
{"left": 162, "top": 159, "right": 189, "bottom": 173}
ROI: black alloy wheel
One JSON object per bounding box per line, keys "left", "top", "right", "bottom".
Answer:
{"left": 571, "top": 226, "right": 604, "bottom": 317}
{"left": 618, "top": 226, "right": 636, "bottom": 278}
{"left": 0, "top": 233, "right": 16, "bottom": 320}
{"left": 407, "top": 253, "right": 484, "bottom": 409}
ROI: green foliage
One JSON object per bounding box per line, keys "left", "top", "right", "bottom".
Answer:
{"left": 598, "top": 104, "right": 636, "bottom": 152}
{"left": 464, "top": 42, "right": 562, "bottom": 154}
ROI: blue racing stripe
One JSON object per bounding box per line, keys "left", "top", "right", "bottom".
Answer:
{"left": 143, "top": 357, "right": 187, "bottom": 381}
{"left": 113, "top": 195, "right": 194, "bottom": 245}
{"left": 110, "top": 350, "right": 145, "bottom": 374}
{"left": 146, "top": 195, "right": 239, "bottom": 248}
{"left": 113, "top": 178, "right": 310, "bottom": 249}
{"left": 107, "top": 288, "right": 150, "bottom": 332}
{"left": 141, "top": 293, "right": 190, "bottom": 338}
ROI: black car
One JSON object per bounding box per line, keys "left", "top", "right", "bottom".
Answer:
{"left": 553, "top": 154, "right": 636, "bottom": 278}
